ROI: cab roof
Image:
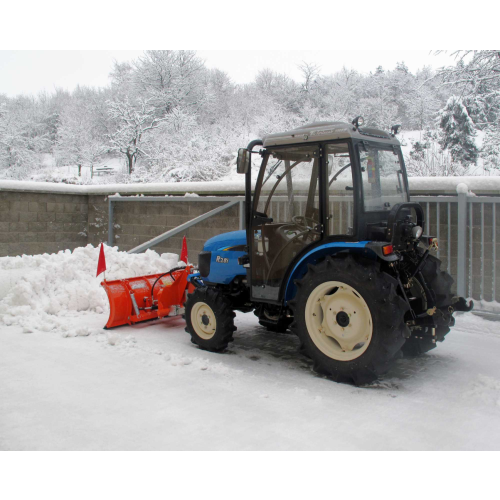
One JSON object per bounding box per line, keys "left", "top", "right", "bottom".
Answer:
{"left": 262, "top": 121, "right": 401, "bottom": 148}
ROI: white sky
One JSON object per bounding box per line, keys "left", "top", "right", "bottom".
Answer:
{"left": 0, "top": 50, "right": 458, "bottom": 98}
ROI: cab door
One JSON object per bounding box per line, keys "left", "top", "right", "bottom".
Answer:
{"left": 250, "top": 145, "right": 322, "bottom": 302}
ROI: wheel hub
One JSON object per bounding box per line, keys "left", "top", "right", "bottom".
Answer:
{"left": 336, "top": 311, "right": 350, "bottom": 327}
{"left": 191, "top": 302, "right": 217, "bottom": 340}
{"left": 304, "top": 281, "right": 373, "bottom": 361}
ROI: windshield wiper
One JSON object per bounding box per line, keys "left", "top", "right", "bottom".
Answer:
{"left": 263, "top": 160, "right": 282, "bottom": 185}
{"left": 329, "top": 163, "right": 351, "bottom": 186}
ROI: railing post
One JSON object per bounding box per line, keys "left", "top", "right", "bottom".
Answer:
{"left": 239, "top": 200, "right": 245, "bottom": 230}
{"left": 456, "top": 183, "right": 468, "bottom": 297}
{"left": 108, "top": 197, "right": 114, "bottom": 247}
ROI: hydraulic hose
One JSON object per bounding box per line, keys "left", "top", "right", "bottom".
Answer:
{"left": 150, "top": 266, "right": 187, "bottom": 305}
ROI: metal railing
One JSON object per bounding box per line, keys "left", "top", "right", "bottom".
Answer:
{"left": 107, "top": 188, "right": 500, "bottom": 302}
{"left": 107, "top": 196, "right": 245, "bottom": 254}
{"left": 411, "top": 193, "right": 499, "bottom": 302}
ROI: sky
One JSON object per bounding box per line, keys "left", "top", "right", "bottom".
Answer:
{"left": 0, "top": 50, "right": 458, "bottom": 98}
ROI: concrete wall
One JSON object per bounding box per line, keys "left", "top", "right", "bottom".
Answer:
{"left": 0, "top": 191, "right": 88, "bottom": 257}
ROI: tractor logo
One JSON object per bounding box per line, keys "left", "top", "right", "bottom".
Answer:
{"left": 216, "top": 255, "right": 229, "bottom": 264}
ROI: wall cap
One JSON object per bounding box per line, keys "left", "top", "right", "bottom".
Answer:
{"left": 1, "top": 176, "right": 500, "bottom": 196}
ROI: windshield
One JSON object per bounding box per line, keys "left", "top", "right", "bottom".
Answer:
{"left": 253, "top": 146, "right": 320, "bottom": 216}
{"left": 358, "top": 144, "right": 408, "bottom": 211}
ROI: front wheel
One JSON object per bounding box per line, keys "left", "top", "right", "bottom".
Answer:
{"left": 289, "top": 256, "right": 409, "bottom": 385}
{"left": 184, "top": 287, "right": 236, "bottom": 352}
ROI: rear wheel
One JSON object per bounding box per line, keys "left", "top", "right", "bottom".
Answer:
{"left": 184, "top": 287, "right": 236, "bottom": 352}
{"left": 289, "top": 256, "right": 409, "bottom": 385}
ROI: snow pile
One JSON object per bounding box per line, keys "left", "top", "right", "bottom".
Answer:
{"left": 0, "top": 244, "right": 181, "bottom": 335}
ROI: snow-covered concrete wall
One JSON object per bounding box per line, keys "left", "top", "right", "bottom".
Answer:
{"left": 1, "top": 178, "right": 500, "bottom": 302}
{"left": 2, "top": 176, "right": 500, "bottom": 196}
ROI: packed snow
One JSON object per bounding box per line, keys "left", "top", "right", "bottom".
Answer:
{"left": 0, "top": 245, "right": 499, "bottom": 450}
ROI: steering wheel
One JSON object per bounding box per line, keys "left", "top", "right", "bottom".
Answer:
{"left": 292, "top": 215, "right": 318, "bottom": 231}
{"left": 276, "top": 215, "right": 320, "bottom": 246}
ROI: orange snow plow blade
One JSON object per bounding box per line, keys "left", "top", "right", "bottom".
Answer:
{"left": 101, "top": 265, "right": 195, "bottom": 329}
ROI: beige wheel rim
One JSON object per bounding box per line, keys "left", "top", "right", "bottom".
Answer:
{"left": 191, "top": 302, "right": 217, "bottom": 340}
{"left": 305, "top": 281, "right": 373, "bottom": 361}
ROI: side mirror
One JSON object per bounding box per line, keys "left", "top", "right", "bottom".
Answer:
{"left": 237, "top": 148, "right": 250, "bottom": 174}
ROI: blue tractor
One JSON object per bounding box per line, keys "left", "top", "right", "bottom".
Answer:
{"left": 185, "top": 118, "right": 473, "bottom": 384}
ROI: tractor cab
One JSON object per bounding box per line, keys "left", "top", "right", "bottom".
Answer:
{"left": 239, "top": 120, "right": 410, "bottom": 302}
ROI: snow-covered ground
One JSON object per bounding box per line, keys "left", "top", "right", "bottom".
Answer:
{"left": 29, "top": 156, "right": 125, "bottom": 183}
{"left": 1, "top": 246, "right": 499, "bottom": 450}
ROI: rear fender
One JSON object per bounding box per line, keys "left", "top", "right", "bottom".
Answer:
{"left": 283, "top": 241, "right": 380, "bottom": 303}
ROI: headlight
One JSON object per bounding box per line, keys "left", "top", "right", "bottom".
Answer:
{"left": 352, "top": 116, "right": 364, "bottom": 128}
{"left": 412, "top": 226, "right": 423, "bottom": 239}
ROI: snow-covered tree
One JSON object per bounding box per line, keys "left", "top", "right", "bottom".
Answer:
{"left": 481, "top": 125, "right": 500, "bottom": 171}
{"left": 131, "top": 50, "right": 207, "bottom": 115}
{"left": 298, "top": 61, "right": 320, "bottom": 94}
{"left": 0, "top": 97, "right": 49, "bottom": 178}
{"left": 437, "top": 51, "right": 500, "bottom": 103}
{"left": 438, "top": 96, "right": 478, "bottom": 166}
{"left": 107, "top": 97, "right": 166, "bottom": 174}
{"left": 406, "top": 130, "right": 464, "bottom": 176}
{"left": 56, "top": 119, "right": 107, "bottom": 177}
{"left": 436, "top": 51, "right": 500, "bottom": 129}
{"left": 56, "top": 87, "right": 109, "bottom": 177}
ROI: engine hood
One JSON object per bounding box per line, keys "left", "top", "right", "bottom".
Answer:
{"left": 203, "top": 230, "right": 247, "bottom": 252}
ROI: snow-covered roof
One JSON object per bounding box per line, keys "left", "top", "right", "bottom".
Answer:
{"left": 263, "top": 121, "right": 400, "bottom": 148}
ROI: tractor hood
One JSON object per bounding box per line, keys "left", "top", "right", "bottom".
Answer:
{"left": 203, "top": 230, "right": 247, "bottom": 252}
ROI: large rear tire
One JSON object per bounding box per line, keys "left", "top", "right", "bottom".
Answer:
{"left": 401, "top": 254, "right": 454, "bottom": 357}
{"left": 289, "top": 255, "right": 409, "bottom": 385}
{"left": 184, "top": 287, "right": 236, "bottom": 352}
